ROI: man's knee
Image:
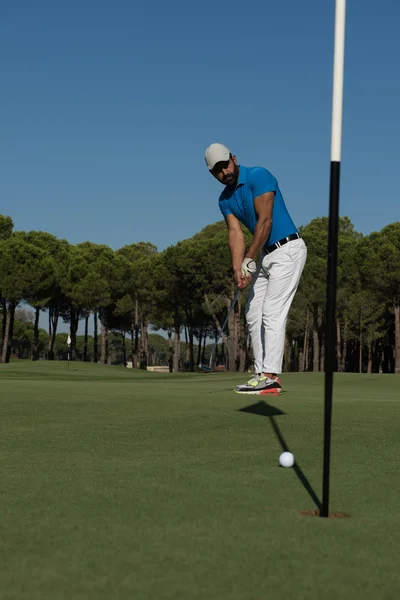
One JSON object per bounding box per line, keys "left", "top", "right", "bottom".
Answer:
{"left": 262, "top": 312, "right": 280, "bottom": 332}
{"left": 245, "top": 302, "right": 259, "bottom": 327}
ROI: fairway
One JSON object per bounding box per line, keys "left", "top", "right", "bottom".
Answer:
{"left": 0, "top": 362, "right": 399, "bottom": 600}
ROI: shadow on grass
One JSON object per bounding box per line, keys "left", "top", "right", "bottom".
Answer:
{"left": 239, "top": 400, "right": 322, "bottom": 510}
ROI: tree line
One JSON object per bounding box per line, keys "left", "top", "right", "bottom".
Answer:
{"left": 7, "top": 309, "right": 192, "bottom": 368}
{"left": 0, "top": 213, "right": 399, "bottom": 373}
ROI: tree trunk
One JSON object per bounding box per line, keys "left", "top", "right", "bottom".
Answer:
{"left": 93, "top": 311, "right": 98, "bottom": 363}
{"left": 301, "top": 307, "right": 310, "bottom": 372}
{"left": 188, "top": 327, "right": 195, "bottom": 371}
{"left": 121, "top": 332, "right": 126, "bottom": 367}
{"left": 132, "top": 299, "right": 140, "bottom": 368}
{"left": 48, "top": 309, "right": 52, "bottom": 359}
{"left": 238, "top": 303, "right": 247, "bottom": 372}
{"left": 32, "top": 307, "right": 40, "bottom": 361}
{"left": 336, "top": 317, "right": 342, "bottom": 371}
{"left": 148, "top": 348, "right": 155, "bottom": 366}
{"left": 48, "top": 307, "right": 59, "bottom": 360}
{"left": 1, "top": 302, "right": 12, "bottom": 363}
{"left": 182, "top": 308, "right": 195, "bottom": 371}
{"left": 202, "top": 332, "right": 207, "bottom": 365}
{"left": 379, "top": 346, "right": 384, "bottom": 374}
{"left": 319, "top": 310, "right": 324, "bottom": 372}
{"left": 245, "top": 328, "right": 252, "bottom": 372}
{"left": 227, "top": 293, "right": 236, "bottom": 372}
{"left": 70, "top": 310, "right": 79, "bottom": 361}
{"left": 320, "top": 342, "right": 325, "bottom": 372}
{"left": 196, "top": 326, "right": 203, "bottom": 367}
{"left": 394, "top": 305, "right": 400, "bottom": 375}
{"left": 173, "top": 313, "right": 180, "bottom": 372}
{"left": 1, "top": 301, "right": 16, "bottom": 363}
{"left": 341, "top": 315, "right": 348, "bottom": 372}
{"left": 367, "top": 344, "right": 373, "bottom": 374}
{"left": 5, "top": 302, "right": 16, "bottom": 363}
{"left": 100, "top": 310, "right": 108, "bottom": 364}
{"left": 132, "top": 325, "right": 139, "bottom": 368}
{"left": 203, "top": 293, "right": 229, "bottom": 353}
{"left": 139, "top": 316, "right": 148, "bottom": 369}
{"left": 130, "top": 328, "right": 134, "bottom": 368}
{"left": 168, "top": 328, "right": 173, "bottom": 373}
{"left": 283, "top": 335, "right": 290, "bottom": 372}
{"left": 359, "top": 309, "right": 363, "bottom": 374}
{"left": 234, "top": 299, "right": 241, "bottom": 371}
{"left": 106, "top": 330, "right": 110, "bottom": 364}
{"left": 188, "top": 324, "right": 195, "bottom": 371}
{"left": 184, "top": 325, "right": 190, "bottom": 364}
{"left": 6, "top": 302, "right": 18, "bottom": 363}
{"left": 83, "top": 314, "right": 89, "bottom": 362}
{"left": 313, "top": 307, "right": 319, "bottom": 372}
{"left": 238, "top": 335, "right": 246, "bottom": 372}
{"left": 1, "top": 298, "right": 6, "bottom": 349}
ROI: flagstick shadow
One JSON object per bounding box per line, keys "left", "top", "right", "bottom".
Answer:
{"left": 238, "top": 401, "right": 322, "bottom": 510}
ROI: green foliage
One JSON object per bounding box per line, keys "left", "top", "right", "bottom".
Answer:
{"left": 0, "top": 213, "right": 399, "bottom": 373}
{"left": 73, "top": 242, "right": 117, "bottom": 310}
{"left": 5, "top": 317, "right": 47, "bottom": 359}
{"left": 0, "top": 215, "right": 14, "bottom": 240}
{"left": 0, "top": 234, "right": 55, "bottom": 303}
{"left": 361, "top": 222, "right": 400, "bottom": 305}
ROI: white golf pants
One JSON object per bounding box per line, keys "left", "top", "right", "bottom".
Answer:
{"left": 245, "top": 238, "right": 307, "bottom": 375}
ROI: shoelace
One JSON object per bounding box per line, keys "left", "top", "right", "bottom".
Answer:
{"left": 246, "top": 374, "right": 261, "bottom": 385}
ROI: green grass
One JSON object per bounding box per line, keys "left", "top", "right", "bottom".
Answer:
{"left": 0, "top": 361, "right": 399, "bottom": 599}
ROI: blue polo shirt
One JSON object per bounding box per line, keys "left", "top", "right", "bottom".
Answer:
{"left": 219, "top": 165, "right": 298, "bottom": 247}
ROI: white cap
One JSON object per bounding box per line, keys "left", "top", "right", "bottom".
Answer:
{"left": 204, "top": 143, "right": 230, "bottom": 170}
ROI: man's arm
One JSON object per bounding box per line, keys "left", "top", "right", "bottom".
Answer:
{"left": 245, "top": 192, "right": 274, "bottom": 259}
{"left": 225, "top": 214, "right": 247, "bottom": 287}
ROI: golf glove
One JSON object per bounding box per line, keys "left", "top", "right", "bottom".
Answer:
{"left": 241, "top": 257, "right": 257, "bottom": 277}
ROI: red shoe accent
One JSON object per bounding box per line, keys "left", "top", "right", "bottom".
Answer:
{"left": 259, "top": 388, "right": 280, "bottom": 396}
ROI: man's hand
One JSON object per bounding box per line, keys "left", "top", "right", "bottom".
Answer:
{"left": 241, "top": 257, "right": 257, "bottom": 277}
{"left": 234, "top": 268, "right": 253, "bottom": 290}
{"left": 224, "top": 214, "right": 256, "bottom": 289}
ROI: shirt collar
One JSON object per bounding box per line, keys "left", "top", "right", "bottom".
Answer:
{"left": 236, "top": 165, "right": 247, "bottom": 188}
{"left": 221, "top": 166, "right": 246, "bottom": 197}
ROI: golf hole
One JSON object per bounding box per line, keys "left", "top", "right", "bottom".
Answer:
{"left": 299, "top": 510, "right": 351, "bottom": 518}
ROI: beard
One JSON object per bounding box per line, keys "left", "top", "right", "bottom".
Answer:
{"left": 222, "top": 163, "right": 239, "bottom": 186}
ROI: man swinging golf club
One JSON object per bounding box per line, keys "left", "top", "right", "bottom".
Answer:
{"left": 205, "top": 143, "right": 307, "bottom": 394}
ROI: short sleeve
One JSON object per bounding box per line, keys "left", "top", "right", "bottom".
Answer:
{"left": 250, "top": 168, "right": 277, "bottom": 198}
{"left": 219, "top": 198, "right": 232, "bottom": 218}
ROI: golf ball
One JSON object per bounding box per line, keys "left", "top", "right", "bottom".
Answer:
{"left": 279, "top": 451, "right": 295, "bottom": 468}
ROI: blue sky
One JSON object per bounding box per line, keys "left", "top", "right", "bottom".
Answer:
{"left": 1, "top": 1, "right": 399, "bottom": 334}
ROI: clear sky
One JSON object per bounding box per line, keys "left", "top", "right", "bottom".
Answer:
{"left": 2, "top": 0, "right": 399, "bottom": 256}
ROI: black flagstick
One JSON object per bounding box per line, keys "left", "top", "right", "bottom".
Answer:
{"left": 321, "top": 0, "right": 346, "bottom": 518}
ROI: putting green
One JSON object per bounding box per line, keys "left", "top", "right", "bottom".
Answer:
{"left": 0, "top": 361, "right": 399, "bottom": 599}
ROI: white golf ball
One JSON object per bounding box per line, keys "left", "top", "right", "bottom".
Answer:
{"left": 279, "top": 451, "right": 295, "bottom": 468}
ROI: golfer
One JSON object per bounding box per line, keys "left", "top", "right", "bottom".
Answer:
{"left": 205, "top": 143, "right": 307, "bottom": 394}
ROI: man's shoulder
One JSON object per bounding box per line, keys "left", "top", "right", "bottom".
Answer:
{"left": 246, "top": 166, "right": 276, "bottom": 182}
